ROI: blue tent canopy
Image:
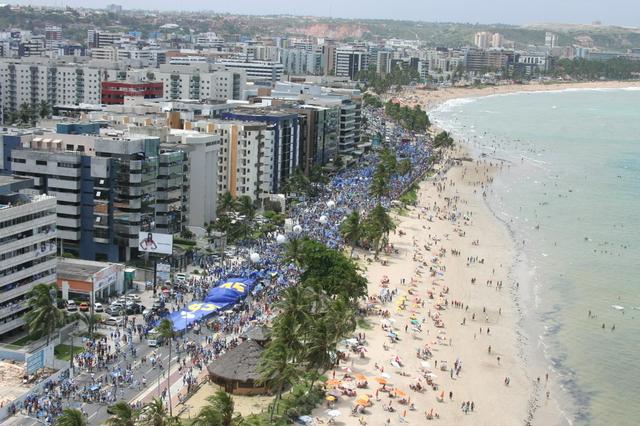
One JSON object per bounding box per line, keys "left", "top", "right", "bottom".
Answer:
{"left": 168, "top": 277, "right": 256, "bottom": 332}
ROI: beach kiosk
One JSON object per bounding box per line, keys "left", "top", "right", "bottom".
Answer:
{"left": 207, "top": 340, "right": 268, "bottom": 395}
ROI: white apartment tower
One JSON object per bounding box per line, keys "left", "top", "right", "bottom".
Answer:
{"left": 0, "top": 177, "right": 57, "bottom": 338}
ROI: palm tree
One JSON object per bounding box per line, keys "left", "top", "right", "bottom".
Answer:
{"left": 192, "top": 405, "right": 222, "bottom": 426}
{"left": 217, "top": 191, "right": 236, "bottom": 216}
{"left": 75, "top": 312, "right": 100, "bottom": 337}
{"left": 105, "top": 401, "right": 138, "bottom": 426}
{"left": 156, "top": 319, "right": 175, "bottom": 417}
{"left": 39, "top": 100, "right": 51, "bottom": 119}
{"left": 283, "top": 237, "right": 305, "bottom": 266}
{"left": 236, "top": 195, "right": 257, "bottom": 238}
{"left": 55, "top": 408, "right": 86, "bottom": 426}
{"left": 139, "top": 398, "right": 176, "bottom": 426}
{"left": 257, "top": 341, "right": 301, "bottom": 422}
{"left": 340, "top": 211, "right": 363, "bottom": 257}
{"left": 23, "top": 283, "right": 65, "bottom": 345}
{"left": 205, "top": 390, "right": 236, "bottom": 426}
{"left": 370, "top": 164, "right": 390, "bottom": 201}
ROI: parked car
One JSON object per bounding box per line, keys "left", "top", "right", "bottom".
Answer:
{"left": 126, "top": 303, "right": 145, "bottom": 315}
{"left": 151, "top": 300, "right": 165, "bottom": 310}
{"left": 104, "top": 316, "right": 124, "bottom": 327}
{"left": 66, "top": 300, "right": 77, "bottom": 312}
{"left": 175, "top": 273, "right": 187, "bottom": 282}
{"left": 79, "top": 302, "right": 89, "bottom": 312}
{"left": 94, "top": 302, "right": 104, "bottom": 313}
{"left": 126, "top": 294, "right": 141, "bottom": 303}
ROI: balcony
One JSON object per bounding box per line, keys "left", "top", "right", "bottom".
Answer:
{"left": 58, "top": 229, "right": 81, "bottom": 241}
{"left": 0, "top": 215, "right": 56, "bottom": 241}
{"left": 0, "top": 270, "right": 56, "bottom": 304}
{"left": 47, "top": 191, "right": 80, "bottom": 203}
{"left": 0, "top": 317, "right": 26, "bottom": 335}
{"left": 2, "top": 231, "right": 56, "bottom": 253}
{"left": 0, "top": 302, "right": 26, "bottom": 320}
{"left": 48, "top": 178, "right": 79, "bottom": 191}
{"left": 57, "top": 217, "right": 80, "bottom": 229}
{"left": 56, "top": 204, "right": 80, "bottom": 216}
{"left": 1, "top": 245, "right": 56, "bottom": 272}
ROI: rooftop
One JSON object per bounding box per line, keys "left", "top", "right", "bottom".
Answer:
{"left": 207, "top": 340, "right": 264, "bottom": 382}
{"left": 57, "top": 258, "right": 116, "bottom": 282}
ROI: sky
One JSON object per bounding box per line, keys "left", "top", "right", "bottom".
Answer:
{"left": 11, "top": 0, "right": 640, "bottom": 27}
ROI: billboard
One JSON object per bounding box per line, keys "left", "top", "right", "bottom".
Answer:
{"left": 26, "top": 350, "right": 44, "bottom": 374}
{"left": 138, "top": 232, "right": 173, "bottom": 255}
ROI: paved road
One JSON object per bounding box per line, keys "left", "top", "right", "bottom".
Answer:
{"left": 8, "top": 284, "right": 200, "bottom": 426}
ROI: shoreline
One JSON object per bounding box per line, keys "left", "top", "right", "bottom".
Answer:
{"left": 423, "top": 88, "right": 583, "bottom": 425}
{"left": 394, "top": 80, "right": 640, "bottom": 112}
{"left": 312, "top": 147, "right": 542, "bottom": 425}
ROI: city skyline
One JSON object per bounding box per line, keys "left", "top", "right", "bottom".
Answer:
{"left": 8, "top": 0, "right": 640, "bottom": 27}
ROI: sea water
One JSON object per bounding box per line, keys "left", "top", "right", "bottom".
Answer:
{"left": 431, "top": 88, "right": 640, "bottom": 426}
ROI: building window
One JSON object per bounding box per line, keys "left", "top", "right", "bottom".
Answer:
{"left": 36, "top": 160, "right": 47, "bottom": 166}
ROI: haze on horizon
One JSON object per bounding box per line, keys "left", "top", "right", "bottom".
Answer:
{"left": 9, "top": 0, "right": 640, "bottom": 27}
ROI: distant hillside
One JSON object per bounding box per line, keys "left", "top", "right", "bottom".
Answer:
{"left": 1, "top": 5, "right": 639, "bottom": 52}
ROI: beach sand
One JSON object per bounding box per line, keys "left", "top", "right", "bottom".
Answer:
{"left": 311, "top": 147, "right": 556, "bottom": 425}
{"left": 393, "top": 80, "right": 640, "bottom": 111}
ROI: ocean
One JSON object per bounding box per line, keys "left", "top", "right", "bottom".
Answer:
{"left": 431, "top": 88, "right": 640, "bottom": 426}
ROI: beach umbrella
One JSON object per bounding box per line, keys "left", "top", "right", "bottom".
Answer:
{"left": 420, "top": 361, "right": 432, "bottom": 369}
{"left": 329, "top": 389, "right": 342, "bottom": 397}
{"left": 356, "top": 395, "right": 370, "bottom": 405}
{"left": 325, "top": 395, "right": 336, "bottom": 401}
{"left": 394, "top": 389, "right": 407, "bottom": 397}
{"left": 325, "top": 379, "right": 342, "bottom": 387}
{"left": 275, "top": 234, "right": 286, "bottom": 244}
{"left": 319, "top": 215, "right": 328, "bottom": 224}
{"left": 380, "top": 372, "right": 391, "bottom": 379}
{"left": 355, "top": 373, "right": 368, "bottom": 381}
{"left": 293, "top": 224, "right": 302, "bottom": 234}
{"left": 326, "top": 200, "right": 336, "bottom": 208}
{"left": 249, "top": 252, "right": 260, "bottom": 263}
{"left": 374, "top": 377, "right": 388, "bottom": 385}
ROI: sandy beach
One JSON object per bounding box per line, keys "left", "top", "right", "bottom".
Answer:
{"left": 394, "top": 80, "right": 640, "bottom": 111}
{"left": 310, "top": 146, "right": 556, "bottom": 425}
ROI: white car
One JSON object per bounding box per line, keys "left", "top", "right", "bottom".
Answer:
{"left": 94, "top": 302, "right": 104, "bottom": 312}
{"left": 175, "top": 273, "right": 187, "bottom": 282}
{"left": 125, "top": 294, "right": 141, "bottom": 302}
{"left": 104, "top": 316, "right": 124, "bottom": 327}
{"left": 66, "top": 300, "right": 78, "bottom": 312}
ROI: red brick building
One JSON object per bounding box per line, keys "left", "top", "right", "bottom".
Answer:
{"left": 101, "top": 81, "right": 163, "bottom": 104}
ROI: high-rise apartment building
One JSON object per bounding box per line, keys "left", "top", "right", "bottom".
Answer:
{"left": 474, "top": 32, "right": 491, "bottom": 49}
{"left": 0, "top": 176, "right": 57, "bottom": 338}
{"left": 334, "top": 47, "right": 369, "bottom": 79}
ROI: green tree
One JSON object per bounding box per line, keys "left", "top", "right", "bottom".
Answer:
{"left": 156, "top": 319, "right": 175, "bottom": 417}
{"left": 340, "top": 210, "right": 363, "bottom": 257}
{"left": 138, "top": 398, "right": 179, "bottom": 426}
{"left": 434, "top": 131, "right": 455, "bottom": 149}
{"left": 105, "top": 401, "right": 138, "bottom": 426}
{"left": 217, "top": 191, "right": 236, "bottom": 216}
{"left": 205, "top": 390, "right": 237, "bottom": 426}
{"left": 23, "top": 283, "right": 65, "bottom": 345}
{"left": 75, "top": 312, "right": 100, "bottom": 337}
{"left": 39, "top": 100, "right": 51, "bottom": 119}
{"left": 257, "top": 341, "right": 302, "bottom": 422}
{"left": 55, "top": 408, "right": 86, "bottom": 426}
{"left": 19, "top": 102, "right": 34, "bottom": 125}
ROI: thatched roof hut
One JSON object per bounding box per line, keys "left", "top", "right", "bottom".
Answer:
{"left": 207, "top": 340, "right": 267, "bottom": 395}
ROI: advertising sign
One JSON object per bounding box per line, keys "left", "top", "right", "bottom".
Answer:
{"left": 138, "top": 232, "right": 173, "bottom": 255}
{"left": 26, "top": 350, "right": 44, "bottom": 374}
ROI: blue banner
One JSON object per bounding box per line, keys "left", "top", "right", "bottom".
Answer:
{"left": 168, "top": 277, "right": 256, "bottom": 331}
